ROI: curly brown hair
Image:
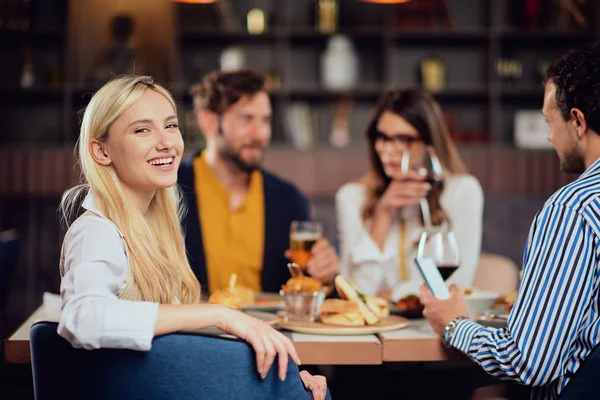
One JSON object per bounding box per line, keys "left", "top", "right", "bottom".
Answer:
{"left": 189, "top": 69, "right": 266, "bottom": 115}
{"left": 361, "top": 87, "right": 468, "bottom": 226}
{"left": 545, "top": 41, "right": 600, "bottom": 133}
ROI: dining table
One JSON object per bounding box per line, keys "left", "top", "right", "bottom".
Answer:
{"left": 5, "top": 300, "right": 466, "bottom": 366}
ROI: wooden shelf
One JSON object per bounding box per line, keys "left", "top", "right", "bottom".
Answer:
{"left": 498, "top": 85, "right": 544, "bottom": 99}
{"left": 178, "top": 29, "right": 280, "bottom": 41}
{"left": 432, "top": 88, "right": 488, "bottom": 101}
{"left": 279, "top": 86, "right": 382, "bottom": 100}
{"left": 496, "top": 28, "right": 594, "bottom": 44}
{"left": 287, "top": 28, "right": 383, "bottom": 40}
{"left": 386, "top": 28, "right": 488, "bottom": 43}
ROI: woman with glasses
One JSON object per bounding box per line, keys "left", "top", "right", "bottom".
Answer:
{"left": 335, "top": 87, "right": 483, "bottom": 302}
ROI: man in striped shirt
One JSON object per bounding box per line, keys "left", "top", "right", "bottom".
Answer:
{"left": 421, "top": 41, "right": 600, "bottom": 399}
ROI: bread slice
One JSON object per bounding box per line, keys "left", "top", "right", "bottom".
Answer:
{"left": 334, "top": 275, "right": 380, "bottom": 325}
{"left": 365, "top": 296, "right": 390, "bottom": 318}
{"left": 320, "top": 312, "right": 365, "bottom": 327}
{"left": 321, "top": 299, "right": 360, "bottom": 314}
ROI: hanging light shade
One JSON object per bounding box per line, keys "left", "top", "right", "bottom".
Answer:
{"left": 361, "top": 0, "right": 411, "bottom": 3}
{"left": 170, "top": 0, "right": 217, "bottom": 4}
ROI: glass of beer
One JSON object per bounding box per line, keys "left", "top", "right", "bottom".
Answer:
{"left": 290, "top": 221, "right": 322, "bottom": 271}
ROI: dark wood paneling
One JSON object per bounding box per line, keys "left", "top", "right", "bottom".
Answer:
{"left": 0, "top": 146, "right": 580, "bottom": 199}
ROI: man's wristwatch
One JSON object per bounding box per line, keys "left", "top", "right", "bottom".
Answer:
{"left": 442, "top": 316, "right": 467, "bottom": 348}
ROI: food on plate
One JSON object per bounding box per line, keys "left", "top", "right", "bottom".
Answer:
{"left": 333, "top": 275, "right": 381, "bottom": 325}
{"left": 365, "top": 295, "right": 390, "bottom": 318}
{"left": 209, "top": 289, "right": 243, "bottom": 309}
{"left": 320, "top": 311, "right": 365, "bottom": 326}
{"left": 319, "top": 298, "right": 365, "bottom": 326}
{"left": 281, "top": 276, "right": 323, "bottom": 293}
{"left": 320, "top": 298, "right": 360, "bottom": 314}
{"left": 462, "top": 287, "right": 475, "bottom": 296}
{"left": 493, "top": 290, "right": 518, "bottom": 310}
{"left": 232, "top": 286, "right": 255, "bottom": 305}
{"left": 395, "top": 294, "right": 424, "bottom": 312}
{"left": 208, "top": 273, "right": 247, "bottom": 309}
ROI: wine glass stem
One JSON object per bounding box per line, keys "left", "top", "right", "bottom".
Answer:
{"left": 420, "top": 198, "right": 432, "bottom": 229}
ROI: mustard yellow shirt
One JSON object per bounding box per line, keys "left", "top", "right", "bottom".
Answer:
{"left": 194, "top": 153, "right": 265, "bottom": 293}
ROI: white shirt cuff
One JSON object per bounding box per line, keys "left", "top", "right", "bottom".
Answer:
{"left": 101, "top": 300, "right": 159, "bottom": 351}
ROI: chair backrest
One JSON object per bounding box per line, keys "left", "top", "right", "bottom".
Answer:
{"left": 473, "top": 253, "right": 519, "bottom": 295}
{"left": 30, "top": 322, "right": 318, "bottom": 400}
{"left": 559, "top": 342, "right": 600, "bottom": 399}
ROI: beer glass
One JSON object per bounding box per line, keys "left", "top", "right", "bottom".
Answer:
{"left": 289, "top": 221, "right": 322, "bottom": 271}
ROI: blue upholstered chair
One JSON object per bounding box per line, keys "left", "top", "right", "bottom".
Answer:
{"left": 30, "top": 322, "right": 330, "bottom": 400}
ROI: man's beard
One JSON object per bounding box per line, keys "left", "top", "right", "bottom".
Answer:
{"left": 216, "top": 121, "right": 266, "bottom": 173}
{"left": 218, "top": 141, "right": 264, "bottom": 174}
{"left": 560, "top": 142, "right": 586, "bottom": 174}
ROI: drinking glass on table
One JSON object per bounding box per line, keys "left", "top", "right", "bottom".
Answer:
{"left": 289, "top": 221, "right": 322, "bottom": 271}
{"left": 417, "top": 228, "right": 460, "bottom": 281}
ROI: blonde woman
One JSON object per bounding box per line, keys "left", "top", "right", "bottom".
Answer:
{"left": 58, "top": 75, "right": 327, "bottom": 399}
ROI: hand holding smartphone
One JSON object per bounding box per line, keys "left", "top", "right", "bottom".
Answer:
{"left": 415, "top": 257, "right": 450, "bottom": 300}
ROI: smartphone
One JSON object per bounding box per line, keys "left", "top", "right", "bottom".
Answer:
{"left": 415, "top": 257, "right": 451, "bottom": 300}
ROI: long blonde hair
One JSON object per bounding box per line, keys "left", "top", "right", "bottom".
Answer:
{"left": 60, "top": 75, "right": 201, "bottom": 304}
{"left": 362, "top": 87, "right": 468, "bottom": 225}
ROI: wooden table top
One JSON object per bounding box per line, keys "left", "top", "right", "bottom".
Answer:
{"left": 5, "top": 304, "right": 459, "bottom": 365}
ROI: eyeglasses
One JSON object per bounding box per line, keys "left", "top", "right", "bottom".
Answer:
{"left": 374, "top": 131, "right": 423, "bottom": 151}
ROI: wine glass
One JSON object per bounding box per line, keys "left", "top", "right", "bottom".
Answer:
{"left": 417, "top": 229, "right": 460, "bottom": 281}
{"left": 401, "top": 145, "right": 444, "bottom": 188}
{"left": 400, "top": 145, "right": 444, "bottom": 228}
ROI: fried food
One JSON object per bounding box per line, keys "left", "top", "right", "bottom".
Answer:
{"left": 395, "top": 294, "right": 424, "bottom": 312}
{"left": 209, "top": 289, "right": 243, "bottom": 310}
{"left": 208, "top": 273, "right": 251, "bottom": 309}
{"left": 281, "top": 276, "right": 323, "bottom": 293}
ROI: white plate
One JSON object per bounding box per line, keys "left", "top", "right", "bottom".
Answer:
{"left": 278, "top": 315, "right": 409, "bottom": 336}
{"left": 241, "top": 293, "right": 284, "bottom": 312}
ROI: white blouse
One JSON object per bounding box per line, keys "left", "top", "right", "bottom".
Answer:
{"left": 335, "top": 175, "right": 484, "bottom": 301}
{"left": 58, "top": 193, "right": 159, "bottom": 351}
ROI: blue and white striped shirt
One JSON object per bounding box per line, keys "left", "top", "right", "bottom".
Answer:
{"left": 451, "top": 157, "right": 600, "bottom": 399}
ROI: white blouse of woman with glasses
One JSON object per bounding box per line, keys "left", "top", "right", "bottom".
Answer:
{"left": 336, "top": 88, "right": 483, "bottom": 301}
{"left": 58, "top": 75, "right": 326, "bottom": 399}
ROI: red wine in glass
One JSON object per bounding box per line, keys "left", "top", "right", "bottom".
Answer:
{"left": 425, "top": 175, "right": 443, "bottom": 190}
{"left": 436, "top": 264, "right": 458, "bottom": 281}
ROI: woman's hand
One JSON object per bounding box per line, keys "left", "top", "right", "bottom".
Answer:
{"left": 300, "top": 370, "right": 328, "bottom": 400}
{"left": 216, "top": 307, "right": 301, "bottom": 381}
{"left": 375, "top": 171, "right": 431, "bottom": 215}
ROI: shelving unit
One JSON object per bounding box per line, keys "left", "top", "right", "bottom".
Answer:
{"left": 172, "top": 0, "right": 598, "bottom": 149}
{"left": 0, "top": 0, "right": 597, "bottom": 148}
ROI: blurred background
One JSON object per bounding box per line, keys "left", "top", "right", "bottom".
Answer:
{"left": 0, "top": 0, "right": 598, "bottom": 365}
